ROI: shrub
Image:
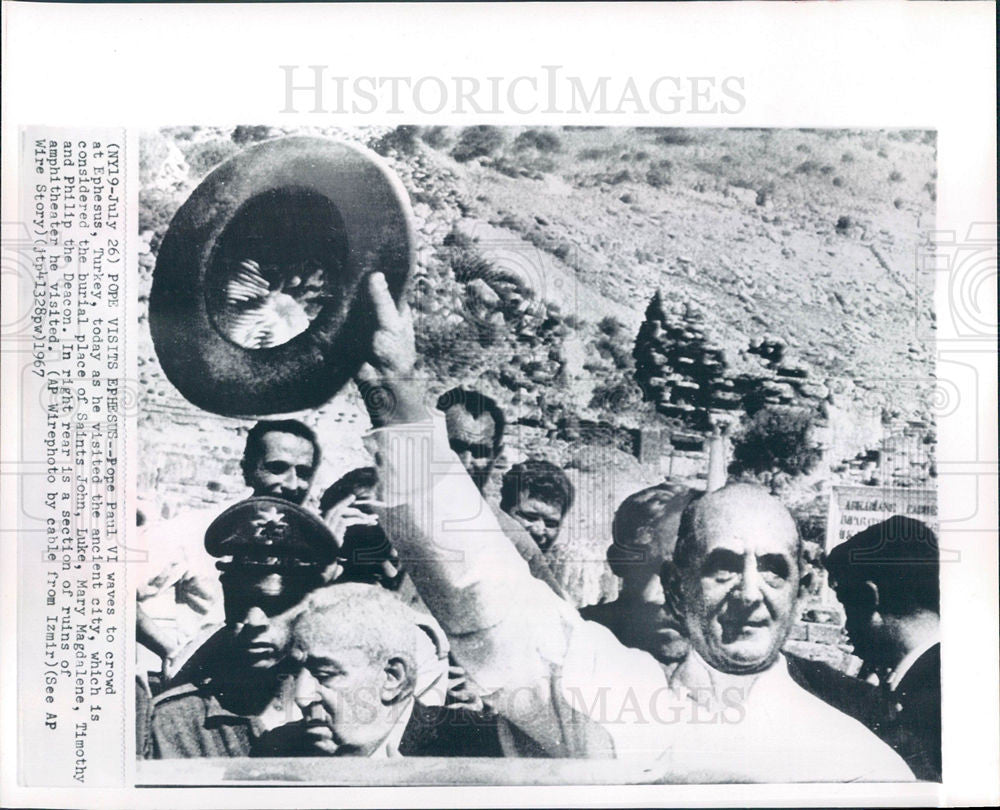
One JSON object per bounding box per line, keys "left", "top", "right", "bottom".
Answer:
{"left": 452, "top": 126, "right": 505, "bottom": 162}
{"left": 420, "top": 126, "right": 450, "bottom": 149}
{"left": 138, "top": 188, "right": 180, "bottom": 235}
{"left": 645, "top": 166, "right": 672, "bottom": 188}
{"left": 231, "top": 125, "right": 274, "bottom": 145}
{"left": 487, "top": 155, "right": 555, "bottom": 179}
{"left": 597, "top": 316, "right": 625, "bottom": 337}
{"left": 595, "top": 317, "right": 633, "bottom": 370}
{"left": 589, "top": 378, "right": 645, "bottom": 416}
{"left": 729, "top": 406, "right": 822, "bottom": 481}
{"left": 371, "top": 125, "right": 420, "bottom": 156}
{"left": 795, "top": 160, "right": 822, "bottom": 175}
{"left": 514, "top": 128, "right": 562, "bottom": 153}
{"left": 185, "top": 139, "right": 240, "bottom": 177}
{"left": 440, "top": 229, "right": 493, "bottom": 282}
{"left": 416, "top": 313, "right": 494, "bottom": 377}
{"left": 655, "top": 129, "right": 697, "bottom": 146}
{"left": 888, "top": 169, "right": 904, "bottom": 182}
{"left": 578, "top": 147, "right": 613, "bottom": 160}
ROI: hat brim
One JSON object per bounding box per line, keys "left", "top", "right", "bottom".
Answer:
{"left": 204, "top": 495, "right": 337, "bottom": 564}
{"left": 150, "top": 136, "right": 414, "bottom": 416}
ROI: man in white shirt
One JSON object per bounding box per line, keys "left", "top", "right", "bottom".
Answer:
{"left": 356, "top": 271, "right": 914, "bottom": 781}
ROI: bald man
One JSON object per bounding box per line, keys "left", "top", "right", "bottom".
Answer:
{"left": 354, "top": 272, "right": 914, "bottom": 781}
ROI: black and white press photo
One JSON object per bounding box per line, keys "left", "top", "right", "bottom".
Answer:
{"left": 133, "top": 125, "right": 943, "bottom": 784}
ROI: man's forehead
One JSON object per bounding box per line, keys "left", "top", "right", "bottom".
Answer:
{"left": 697, "top": 510, "right": 798, "bottom": 556}
{"left": 445, "top": 407, "right": 495, "bottom": 444}
{"left": 303, "top": 645, "right": 369, "bottom": 665}
{"left": 260, "top": 431, "right": 314, "bottom": 458}
{"left": 517, "top": 496, "right": 563, "bottom": 518}
{"left": 296, "top": 631, "right": 373, "bottom": 664}
{"left": 693, "top": 488, "right": 798, "bottom": 556}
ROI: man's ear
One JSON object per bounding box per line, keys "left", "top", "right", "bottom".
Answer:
{"left": 380, "top": 656, "right": 414, "bottom": 705}
{"left": 860, "top": 580, "right": 880, "bottom": 612}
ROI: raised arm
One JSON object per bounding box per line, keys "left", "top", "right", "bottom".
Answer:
{"left": 355, "top": 273, "right": 667, "bottom": 758}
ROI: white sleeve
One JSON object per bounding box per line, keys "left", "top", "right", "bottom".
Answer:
{"left": 375, "top": 415, "right": 674, "bottom": 759}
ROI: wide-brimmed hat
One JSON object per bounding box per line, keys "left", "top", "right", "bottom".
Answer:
{"left": 150, "top": 136, "right": 414, "bottom": 415}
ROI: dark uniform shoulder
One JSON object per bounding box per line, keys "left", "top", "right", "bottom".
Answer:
{"left": 150, "top": 680, "right": 207, "bottom": 710}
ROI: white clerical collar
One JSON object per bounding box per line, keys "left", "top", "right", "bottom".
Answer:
{"left": 677, "top": 648, "right": 790, "bottom": 702}
{"left": 886, "top": 636, "right": 939, "bottom": 692}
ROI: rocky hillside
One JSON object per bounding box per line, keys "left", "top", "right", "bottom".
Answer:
{"left": 138, "top": 125, "right": 937, "bottom": 649}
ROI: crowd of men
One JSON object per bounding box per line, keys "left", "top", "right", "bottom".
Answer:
{"left": 137, "top": 273, "right": 941, "bottom": 782}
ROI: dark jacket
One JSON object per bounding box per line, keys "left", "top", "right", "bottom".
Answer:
{"left": 146, "top": 679, "right": 274, "bottom": 759}
{"left": 400, "top": 701, "right": 503, "bottom": 757}
{"left": 148, "top": 683, "right": 502, "bottom": 760}
{"left": 785, "top": 652, "right": 897, "bottom": 744}
{"left": 248, "top": 701, "right": 503, "bottom": 759}
{"left": 890, "top": 643, "right": 941, "bottom": 781}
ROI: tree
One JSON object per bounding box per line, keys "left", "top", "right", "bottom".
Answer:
{"left": 633, "top": 290, "right": 731, "bottom": 432}
{"left": 729, "top": 406, "right": 822, "bottom": 489}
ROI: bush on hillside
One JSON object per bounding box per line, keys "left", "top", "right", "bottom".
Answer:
{"left": 452, "top": 126, "right": 505, "bottom": 162}
{"left": 729, "top": 406, "right": 822, "bottom": 482}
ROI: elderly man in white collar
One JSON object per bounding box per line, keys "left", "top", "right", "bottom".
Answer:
{"left": 355, "top": 271, "right": 914, "bottom": 782}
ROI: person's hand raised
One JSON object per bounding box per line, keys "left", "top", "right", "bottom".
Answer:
{"left": 355, "top": 272, "right": 427, "bottom": 427}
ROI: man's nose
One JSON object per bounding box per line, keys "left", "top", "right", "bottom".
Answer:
{"left": 281, "top": 470, "right": 305, "bottom": 492}
{"left": 294, "top": 669, "right": 321, "bottom": 710}
{"left": 242, "top": 606, "right": 269, "bottom": 631}
{"left": 736, "top": 560, "right": 763, "bottom": 603}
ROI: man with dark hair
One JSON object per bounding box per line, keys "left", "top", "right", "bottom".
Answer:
{"left": 354, "top": 273, "right": 913, "bottom": 779}
{"left": 318, "top": 467, "right": 401, "bottom": 588}
{"left": 499, "top": 459, "right": 574, "bottom": 552}
{"left": 580, "top": 485, "right": 695, "bottom": 663}
{"left": 146, "top": 497, "right": 338, "bottom": 758}
{"left": 826, "top": 516, "right": 942, "bottom": 780}
{"left": 138, "top": 419, "right": 321, "bottom": 681}
{"left": 318, "top": 466, "right": 378, "bottom": 515}
{"left": 436, "top": 387, "right": 505, "bottom": 492}
{"left": 240, "top": 419, "right": 321, "bottom": 506}
{"left": 435, "top": 386, "right": 566, "bottom": 599}
{"left": 251, "top": 584, "right": 502, "bottom": 758}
